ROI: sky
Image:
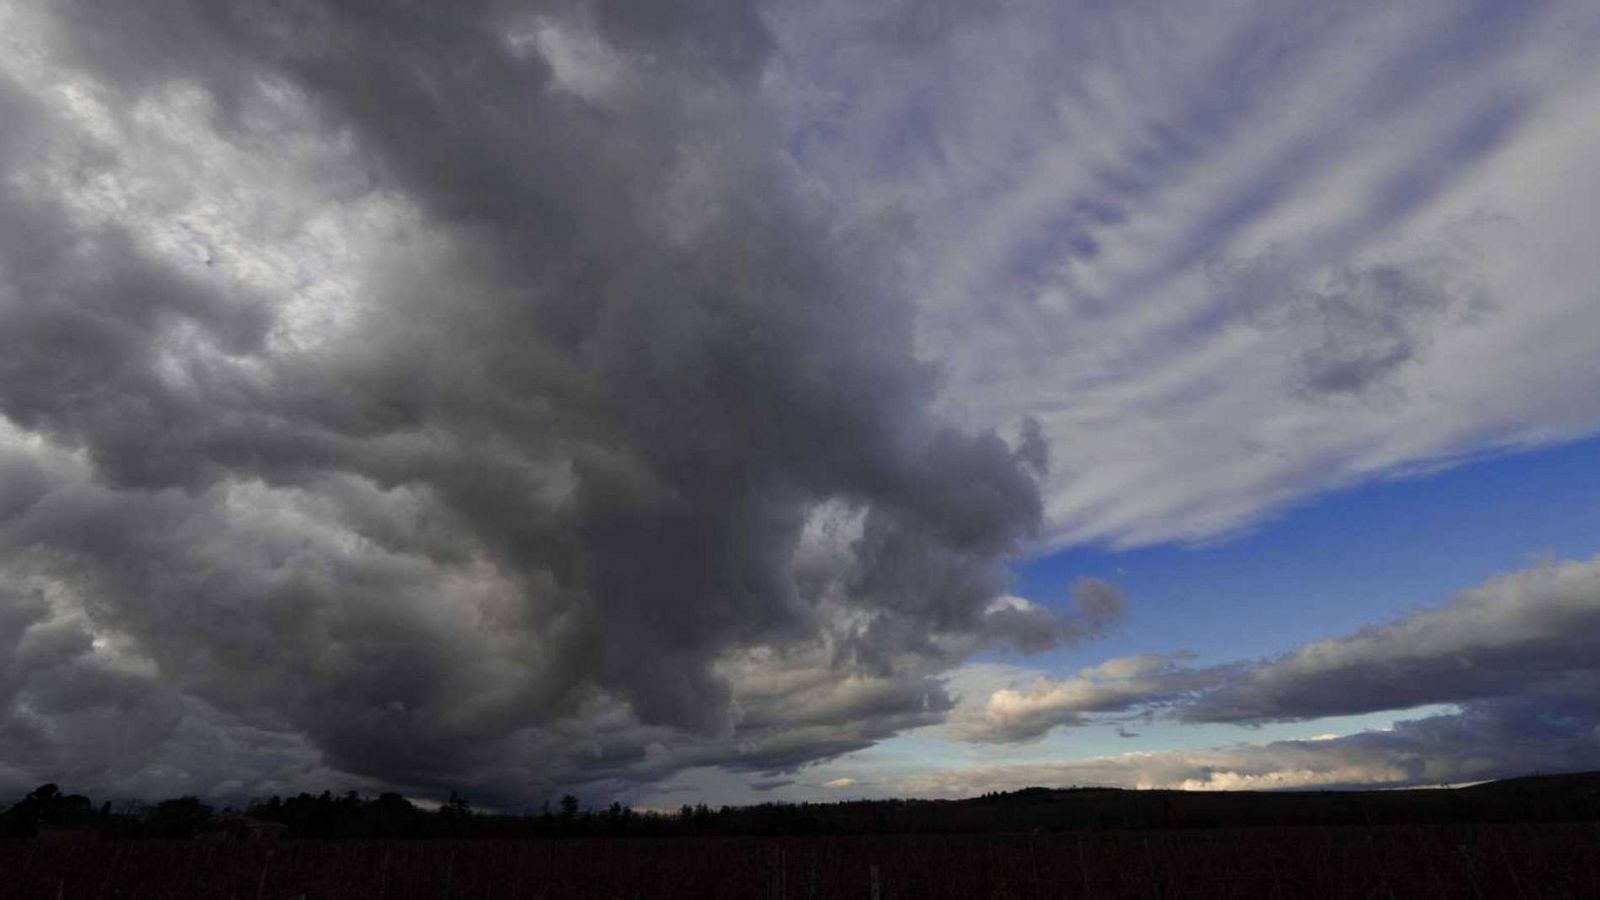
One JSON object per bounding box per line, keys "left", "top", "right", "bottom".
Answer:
{"left": 1, "top": 0, "right": 1598, "bottom": 810}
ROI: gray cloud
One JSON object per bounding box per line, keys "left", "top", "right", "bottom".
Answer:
{"left": 907, "top": 692, "right": 1600, "bottom": 796}
{"left": 917, "top": 615, "right": 1600, "bottom": 793}
{"left": 1185, "top": 555, "right": 1600, "bottom": 724}
{"left": 7, "top": 0, "right": 1596, "bottom": 810}
{"left": 0, "top": 1, "right": 1068, "bottom": 804}
{"left": 979, "top": 577, "right": 1125, "bottom": 656}
{"left": 955, "top": 555, "right": 1600, "bottom": 760}
{"left": 951, "top": 652, "right": 1210, "bottom": 744}
{"left": 1207, "top": 250, "right": 1482, "bottom": 398}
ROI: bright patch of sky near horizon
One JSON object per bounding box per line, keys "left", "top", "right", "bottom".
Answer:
{"left": 639, "top": 436, "right": 1600, "bottom": 806}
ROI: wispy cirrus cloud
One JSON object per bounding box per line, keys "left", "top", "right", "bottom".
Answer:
{"left": 769, "top": 0, "right": 1600, "bottom": 548}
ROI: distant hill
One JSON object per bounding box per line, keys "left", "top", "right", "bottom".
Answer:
{"left": 856, "top": 771, "right": 1600, "bottom": 834}
{"left": 5, "top": 771, "right": 1597, "bottom": 840}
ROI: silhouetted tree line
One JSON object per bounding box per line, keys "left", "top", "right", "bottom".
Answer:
{"left": 3, "top": 771, "right": 1597, "bottom": 841}
{"left": 241, "top": 793, "right": 850, "bottom": 839}
{"left": 0, "top": 784, "right": 215, "bottom": 839}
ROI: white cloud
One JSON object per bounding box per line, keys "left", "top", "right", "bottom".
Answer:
{"left": 901, "top": 696, "right": 1597, "bottom": 797}
{"left": 507, "top": 18, "right": 627, "bottom": 104}
{"left": 947, "top": 551, "right": 1600, "bottom": 787}
{"left": 951, "top": 653, "right": 1208, "bottom": 743}
{"left": 769, "top": 0, "right": 1600, "bottom": 548}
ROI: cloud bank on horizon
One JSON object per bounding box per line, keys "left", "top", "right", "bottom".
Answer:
{"left": 936, "top": 555, "right": 1600, "bottom": 792}
{"left": 1, "top": 0, "right": 1599, "bottom": 805}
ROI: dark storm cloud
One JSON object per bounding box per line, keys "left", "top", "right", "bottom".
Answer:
{"left": 0, "top": 1, "right": 1073, "bottom": 802}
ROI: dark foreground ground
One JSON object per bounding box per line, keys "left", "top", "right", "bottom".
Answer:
{"left": 4, "top": 822, "right": 1599, "bottom": 899}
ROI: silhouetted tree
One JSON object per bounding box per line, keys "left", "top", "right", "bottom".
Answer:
{"left": 607, "top": 801, "right": 634, "bottom": 834}
{"left": 145, "top": 796, "right": 213, "bottom": 838}
{"left": 369, "top": 792, "right": 421, "bottom": 838}
{"left": 0, "top": 784, "right": 97, "bottom": 837}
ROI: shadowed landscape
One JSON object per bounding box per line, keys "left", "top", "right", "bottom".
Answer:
{"left": 2, "top": 772, "right": 1597, "bottom": 897}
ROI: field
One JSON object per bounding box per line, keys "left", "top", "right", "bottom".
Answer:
{"left": 4, "top": 822, "right": 1598, "bottom": 899}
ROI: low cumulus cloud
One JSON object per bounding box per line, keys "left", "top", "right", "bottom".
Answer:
{"left": 952, "top": 652, "right": 1208, "bottom": 744}
{"left": 980, "top": 577, "right": 1125, "bottom": 656}
{"left": 0, "top": 1, "right": 1089, "bottom": 804}
{"left": 961, "top": 555, "right": 1600, "bottom": 741}
{"left": 1187, "top": 555, "right": 1600, "bottom": 724}
{"left": 907, "top": 689, "right": 1600, "bottom": 797}
{"left": 948, "top": 555, "right": 1600, "bottom": 787}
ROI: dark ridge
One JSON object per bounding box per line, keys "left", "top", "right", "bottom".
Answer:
{"left": 3, "top": 770, "right": 1598, "bottom": 840}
